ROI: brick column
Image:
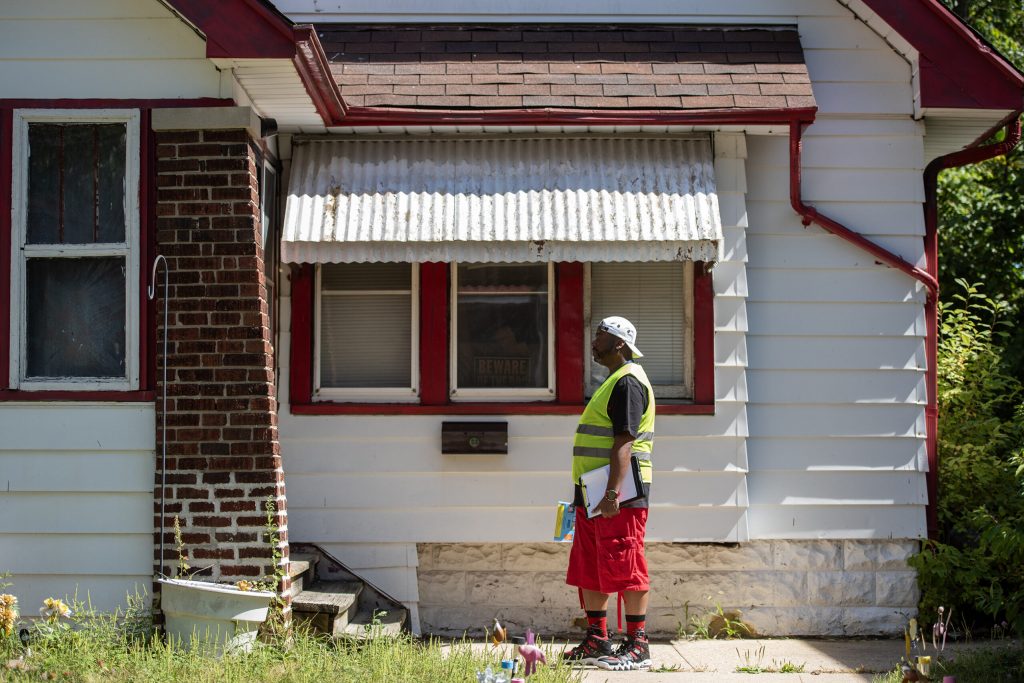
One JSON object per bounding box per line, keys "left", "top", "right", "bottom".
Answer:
{"left": 151, "top": 110, "right": 288, "bottom": 601}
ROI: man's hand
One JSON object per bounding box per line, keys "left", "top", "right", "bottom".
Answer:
{"left": 597, "top": 496, "right": 620, "bottom": 518}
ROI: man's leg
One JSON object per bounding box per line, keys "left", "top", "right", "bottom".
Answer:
{"left": 622, "top": 589, "right": 648, "bottom": 616}
{"left": 564, "top": 588, "right": 615, "bottom": 664}
{"left": 564, "top": 513, "right": 615, "bottom": 665}
{"left": 582, "top": 589, "right": 611, "bottom": 612}
{"left": 623, "top": 589, "right": 649, "bottom": 635}
{"left": 581, "top": 589, "right": 611, "bottom": 638}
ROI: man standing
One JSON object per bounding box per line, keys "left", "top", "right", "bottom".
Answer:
{"left": 563, "top": 316, "right": 655, "bottom": 672}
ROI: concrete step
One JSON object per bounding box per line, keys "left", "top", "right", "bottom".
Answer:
{"left": 292, "top": 580, "right": 363, "bottom": 636}
{"left": 339, "top": 606, "right": 408, "bottom": 640}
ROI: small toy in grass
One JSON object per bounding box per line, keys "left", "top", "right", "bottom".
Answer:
{"left": 517, "top": 629, "right": 547, "bottom": 677}
{"left": 491, "top": 618, "right": 506, "bottom": 647}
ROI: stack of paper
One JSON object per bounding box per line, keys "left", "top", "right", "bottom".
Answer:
{"left": 580, "top": 456, "right": 644, "bottom": 518}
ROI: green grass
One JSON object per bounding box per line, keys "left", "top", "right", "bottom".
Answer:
{"left": 733, "top": 644, "right": 805, "bottom": 674}
{"left": 0, "top": 604, "right": 582, "bottom": 683}
{"left": 871, "top": 645, "right": 1024, "bottom": 683}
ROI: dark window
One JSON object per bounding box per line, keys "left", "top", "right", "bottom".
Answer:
{"left": 27, "top": 123, "right": 126, "bottom": 245}
{"left": 455, "top": 263, "right": 550, "bottom": 392}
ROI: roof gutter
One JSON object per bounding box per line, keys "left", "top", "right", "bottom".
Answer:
{"left": 332, "top": 106, "right": 818, "bottom": 128}
{"left": 921, "top": 111, "right": 1022, "bottom": 538}
{"left": 790, "top": 113, "right": 1022, "bottom": 540}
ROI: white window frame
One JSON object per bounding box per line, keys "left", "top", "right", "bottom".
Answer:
{"left": 313, "top": 262, "right": 420, "bottom": 402}
{"left": 9, "top": 109, "right": 141, "bottom": 391}
{"left": 583, "top": 261, "right": 695, "bottom": 400}
{"left": 450, "top": 261, "right": 556, "bottom": 402}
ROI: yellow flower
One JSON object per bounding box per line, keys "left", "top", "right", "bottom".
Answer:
{"left": 235, "top": 581, "right": 253, "bottom": 592}
{"left": 0, "top": 593, "right": 17, "bottom": 636}
{"left": 40, "top": 597, "right": 71, "bottom": 622}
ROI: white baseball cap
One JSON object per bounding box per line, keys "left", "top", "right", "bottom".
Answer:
{"left": 597, "top": 316, "right": 643, "bottom": 358}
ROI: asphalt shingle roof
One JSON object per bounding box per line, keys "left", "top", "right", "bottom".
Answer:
{"left": 318, "top": 25, "right": 815, "bottom": 110}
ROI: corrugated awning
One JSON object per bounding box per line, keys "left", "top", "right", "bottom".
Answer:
{"left": 281, "top": 136, "right": 722, "bottom": 264}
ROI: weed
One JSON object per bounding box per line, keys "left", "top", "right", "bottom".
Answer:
{"left": 681, "top": 597, "right": 755, "bottom": 639}
{"left": 734, "top": 646, "right": 805, "bottom": 674}
{"left": 173, "top": 516, "right": 190, "bottom": 579}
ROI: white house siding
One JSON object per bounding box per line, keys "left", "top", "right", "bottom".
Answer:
{"left": 0, "top": 0, "right": 228, "bottom": 614}
{"left": 276, "top": 0, "right": 929, "bottom": 634}
{"left": 744, "top": 35, "right": 927, "bottom": 544}
{"left": 0, "top": 0, "right": 223, "bottom": 100}
{"left": 0, "top": 404, "right": 155, "bottom": 611}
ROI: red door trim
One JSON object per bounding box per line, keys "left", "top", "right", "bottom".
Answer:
{"left": 692, "top": 262, "right": 715, "bottom": 407}
{"left": 288, "top": 264, "right": 315, "bottom": 406}
{"left": 556, "top": 262, "right": 585, "bottom": 405}
{"left": 419, "top": 262, "right": 449, "bottom": 405}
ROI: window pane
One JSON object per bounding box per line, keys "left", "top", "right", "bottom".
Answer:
{"left": 590, "top": 262, "right": 690, "bottom": 396}
{"left": 64, "top": 125, "right": 96, "bottom": 244}
{"left": 322, "top": 262, "right": 410, "bottom": 291}
{"left": 27, "top": 124, "right": 61, "bottom": 244}
{"left": 319, "top": 263, "right": 412, "bottom": 389}
{"left": 26, "top": 257, "right": 126, "bottom": 379}
{"left": 26, "top": 123, "right": 126, "bottom": 245}
{"left": 96, "top": 124, "right": 127, "bottom": 243}
{"left": 320, "top": 295, "right": 411, "bottom": 388}
{"left": 457, "top": 263, "right": 548, "bottom": 389}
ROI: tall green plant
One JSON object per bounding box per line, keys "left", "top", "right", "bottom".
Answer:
{"left": 911, "top": 281, "right": 1024, "bottom": 634}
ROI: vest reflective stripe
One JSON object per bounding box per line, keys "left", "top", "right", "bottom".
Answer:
{"left": 572, "top": 362, "right": 655, "bottom": 485}
{"left": 572, "top": 447, "right": 652, "bottom": 460}
{"left": 576, "top": 424, "right": 614, "bottom": 437}
{"left": 575, "top": 425, "right": 656, "bottom": 441}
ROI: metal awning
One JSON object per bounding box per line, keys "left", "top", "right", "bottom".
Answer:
{"left": 281, "top": 136, "right": 722, "bottom": 264}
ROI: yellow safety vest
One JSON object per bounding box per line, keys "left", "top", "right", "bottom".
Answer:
{"left": 572, "top": 362, "right": 655, "bottom": 485}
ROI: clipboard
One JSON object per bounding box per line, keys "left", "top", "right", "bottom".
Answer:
{"left": 580, "top": 455, "right": 644, "bottom": 518}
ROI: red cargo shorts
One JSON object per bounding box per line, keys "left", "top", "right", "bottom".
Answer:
{"left": 566, "top": 507, "right": 649, "bottom": 594}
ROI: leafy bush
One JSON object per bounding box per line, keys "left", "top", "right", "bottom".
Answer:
{"left": 910, "top": 281, "right": 1024, "bottom": 635}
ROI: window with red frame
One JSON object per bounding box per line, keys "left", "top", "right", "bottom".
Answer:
{"left": 290, "top": 260, "right": 713, "bottom": 414}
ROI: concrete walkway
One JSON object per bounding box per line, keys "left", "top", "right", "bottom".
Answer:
{"left": 574, "top": 639, "right": 892, "bottom": 682}
{"left": 463, "top": 637, "right": 1008, "bottom": 682}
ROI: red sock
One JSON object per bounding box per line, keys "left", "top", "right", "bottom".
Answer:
{"left": 626, "top": 614, "right": 646, "bottom": 637}
{"left": 585, "top": 610, "right": 608, "bottom": 637}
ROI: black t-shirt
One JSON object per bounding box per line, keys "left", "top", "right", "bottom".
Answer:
{"left": 608, "top": 373, "right": 649, "bottom": 438}
{"left": 574, "top": 366, "right": 651, "bottom": 508}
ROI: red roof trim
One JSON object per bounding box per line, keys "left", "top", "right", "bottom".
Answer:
{"left": 293, "top": 27, "right": 347, "bottom": 122}
{"left": 861, "top": 0, "right": 1024, "bottom": 109}
{"left": 164, "top": 0, "right": 295, "bottom": 59}
{"left": 336, "top": 105, "right": 818, "bottom": 127}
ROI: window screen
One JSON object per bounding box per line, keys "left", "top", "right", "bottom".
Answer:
{"left": 318, "top": 263, "right": 414, "bottom": 391}
{"left": 588, "top": 262, "right": 694, "bottom": 399}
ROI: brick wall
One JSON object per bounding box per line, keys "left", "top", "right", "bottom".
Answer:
{"left": 153, "top": 127, "right": 288, "bottom": 599}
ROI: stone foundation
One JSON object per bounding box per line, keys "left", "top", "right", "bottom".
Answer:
{"left": 416, "top": 540, "right": 918, "bottom": 637}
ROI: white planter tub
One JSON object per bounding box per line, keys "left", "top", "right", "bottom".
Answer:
{"left": 158, "top": 578, "right": 275, "bottom": 655}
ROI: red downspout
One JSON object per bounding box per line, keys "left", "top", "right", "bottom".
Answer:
{"left": 790, "top": 114, "right": 1022, "bottom": 539}
{"left": 789, "top": 121, "right": 939, "bottom": 293}
{"left": 922, "top": 113, "right": 1021, "bottom": 538}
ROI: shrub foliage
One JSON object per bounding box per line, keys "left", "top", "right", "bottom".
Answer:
{"left": 910, "top": 281, "right": 1024, "bottom": 635}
